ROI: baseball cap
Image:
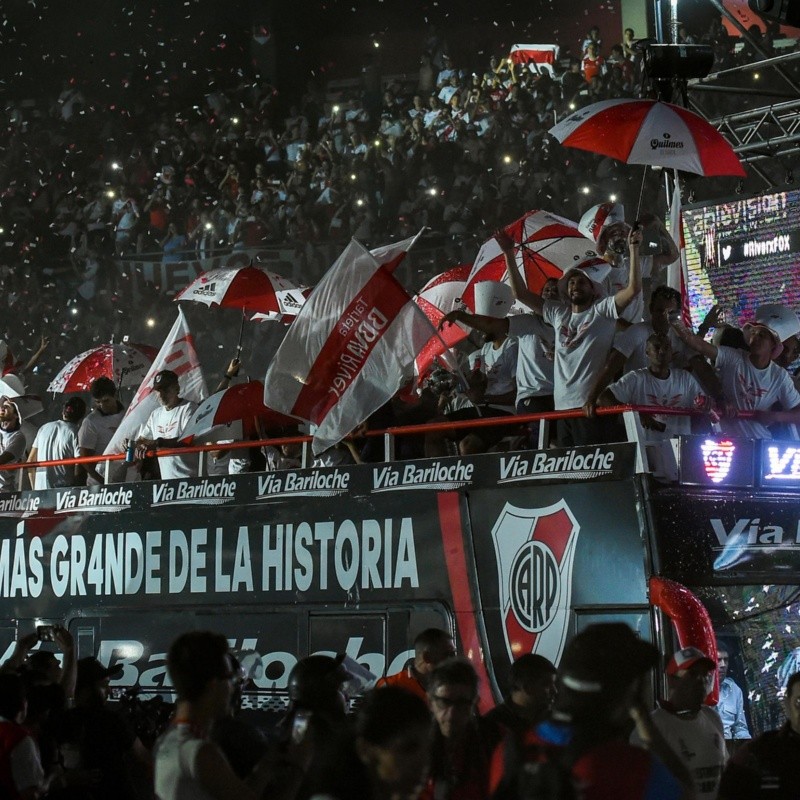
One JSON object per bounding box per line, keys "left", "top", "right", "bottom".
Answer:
{"left": 754, "top": 303, "right": 800, "bottom": 344}
{"left": 76, "top": 657, "right": 124, "bottom": 690}
{"left": 557, "top": 259, "right": 612, "bottom": 302}
{"left": 152, "top": 369, "right": 179, "bottom": 390}
{"left": 559, "top": 623, "right": 659, "bottom": 694}
{"left": 742, "top": 321, "right": 784, "bottom": 360}
{"left": 666, "top": 646, "right": 715, "bottom": 676}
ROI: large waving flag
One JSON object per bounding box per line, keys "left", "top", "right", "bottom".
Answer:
{"left": 667, "top": 175, "right": 692, "bottom": 326}
{"left": 263, "top": 233, "right": 431, "bottom": 454}
{"left": 104, "top": 307, "right": 208, "bottom": 455}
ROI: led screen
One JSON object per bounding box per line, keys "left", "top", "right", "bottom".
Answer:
{"left": 682, "top": 189, "right": 800, "bottom": 330}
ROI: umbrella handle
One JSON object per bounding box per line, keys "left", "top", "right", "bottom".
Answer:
{"left": 236, "top": 308, "right": 246, "bottom": 353}
{"left": 635, "top": 164, "right": 648, "bottom": 221}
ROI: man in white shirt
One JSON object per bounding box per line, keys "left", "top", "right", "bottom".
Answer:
{"left": 599, "top": 333, "right": 706, "bottom": 442}
{"left": 78, "top": 376, "right": 127, "bottom": 485}
{"left": 715, "top": 643, "right": 751, "bottom": 745}
{"left": 632, "top": 646, "right": 726, "bottom": 800}
{"left": 673, "top": 319, "right": 800, "bottom": 439}
{"left": 0, "top": 397, "right": 26, "bottom": 493}
{"left": 136, "top": 370, "right": 198, "bottom": 480}
{"left": 499, "top": 227, "right": 643, "bottom": 447}
{"left": 27, "top": 397, "right": 86, "bottom": 489}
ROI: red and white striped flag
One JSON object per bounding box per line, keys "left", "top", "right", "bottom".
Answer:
{"left": 667, "top": 176, "right": 692, "bottom": 326}
{"left": 104, "top": 307, "right": 208, "bottom": 455}
{"left": 263, "top": 233, "right": 431, "bottom": 454}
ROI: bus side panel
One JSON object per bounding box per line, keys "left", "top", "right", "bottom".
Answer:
{"left": 465, "top": 479, "right": 651, "bottom": 693}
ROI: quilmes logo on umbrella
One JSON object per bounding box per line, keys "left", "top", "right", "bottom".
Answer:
{"left": 650, "top": 132, "right": 684, "bottom": 150}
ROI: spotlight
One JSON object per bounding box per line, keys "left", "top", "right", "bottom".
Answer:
{"left": 106, "top": 190, "right": 116, "bottom": 199}
{"left": 374, "top": 139, "right": 381, "bottom": 147}
{"left": 569, "top": 102, "right": 576, "bottom": 110}
{"left": 146, "top": 318, "right": 156, "bottom": 328}
{"left": 111, "top": 161, "right": 121, "bottom": 171}
{"left": 70, "top": 307, "right": 79, "bottom": 316}
{"left": 581, "top": 186, "right": 591, "bottom": 195}
{"left": 609, "top": 193, "right": 617, "bottom": 202}
{"left": 356, "top": 198, "right": 365, "bottom": 207}
{"left": 232, "top": 116, "right": 240, "bottom": 124}
{"left": 332, "top": 104, "right": 340, "bottom": 114}
{"left": 373, "top": 41, "right": 380, "bottom": 49}
{"left": 753, "top": 72, "right": 760, "bottom": 80}
{"left": 350, "top": 173, "right": 357, "bottom": 181}
{"left": 503, "top": 154, "right": 513, "bottom": 164}
{"left": 204, "top": 222, "right": 213, "bottom": 230}
{"left": 428, "top": 187, "right": 438, "bottom": 196}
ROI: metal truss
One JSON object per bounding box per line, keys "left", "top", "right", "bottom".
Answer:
{"left": 709, "top": 99, "right": 800, "bottom": 162}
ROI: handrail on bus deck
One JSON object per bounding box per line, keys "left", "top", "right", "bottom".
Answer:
{"left": 2, "top": 404, "right": 727, "bottom": 491}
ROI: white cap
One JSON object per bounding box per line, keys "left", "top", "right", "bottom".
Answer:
{"left": 754, "top": 303, "right": 800, "bottom": 343}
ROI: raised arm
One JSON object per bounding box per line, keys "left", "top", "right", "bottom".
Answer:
{"left": 494, "top": 230, "right": 543, "bottom": 314}
{"left": 439, "top": 309, "right": 510, "bottom": 339}
{"left": 613, "top": 225, "right": 643, "bottom": 314}
{"left": 639, "top": 211, "right": 680, "bottom": 270}
{"left": 671, "top": 320, "right": 718, "bottom": 362}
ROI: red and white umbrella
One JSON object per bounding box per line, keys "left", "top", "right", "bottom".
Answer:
{"left": 176, "top": 265, "right": 302, "bottom": 314}
{"left": 549, "top": 99, "right": 746, "bottom": 177}
{"left": 179, "top": 380, "right": 297, "bottom": 443}
{"left": 250, "top": 287, "right": 314, "bottom": 324}
{"left": 462, "top": 210, "right": 604, "bottom": 310}
{"left": 47, "top": 343, "right": 157, "bottom": 393}
{"left": 413, "top": 264, "right": 472, "bottom": 379}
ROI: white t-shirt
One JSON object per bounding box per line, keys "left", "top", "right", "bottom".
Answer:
{"left": 0, "top": 427, "right": 26, "bottom": 492}
{"left": 467, "top": 337, "right": 518, "bottom": 411}
{"left": 614, "top": 322, "right": 694, "bottom": 373}
{"left": 543, "top": 296, "right": 619, "bottom": 409}
{"left": 602, "top": 254, "right": 652, "bottom": 322}
{"left": 608, "top": 368, "right": 705, "bottom": 441}
{"left": 140, "top": 399, "right": 199, "bottom": 480}
{"left": 31, "top": 419, "right": 80, "bottom": 490}
{"left": 508, "top": 313, "right": 555, "bottom": 402}
{"left": 154, "top": 724, "right": 215, "bottom": 800}
{"left": 715, "top": 345, "right": 800, "bottom": 439}
{"left": 78, "top": 406, "right": 126, "bottom": 485}
{"left": 632, "top": 705, "right": 725, "bottom": 800}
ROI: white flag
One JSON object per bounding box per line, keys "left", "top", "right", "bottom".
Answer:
{"left": 667, "top": 173, "right": 691, "bottom": 325}
{"left": 264, "top": 233, "right": 431, "bottom": 455}
{"left": 104, "top": 307, "right": 208, "bottom": 455}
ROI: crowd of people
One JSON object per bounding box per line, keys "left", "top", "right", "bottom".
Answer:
{"left": 0, "top": 623, "right": 796, "bottom": 798}
{"left": 1, "top": 9, "right": 795, "bottom": 428}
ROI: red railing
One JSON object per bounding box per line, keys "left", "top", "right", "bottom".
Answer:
{"left": 3, "top": 403, "right": 727, "bottom": 487}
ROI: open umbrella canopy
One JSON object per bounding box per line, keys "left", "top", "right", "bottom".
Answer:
{"left": 549, "top": 99, "right": 746, "bottom": 177}
{"left": 175, "top": 264, "right": 302, "bottom": 314}
{"left": 179, "top": 380, "right": 297, "bottom": 443}
{"left": 47, "top": 343, "right": 157, "bottom": 393}
{"left": 250, "top": 286, "right": 314, "bottom": 324}
{"left": 413, "top": 264, "right": 472, "bottom": 379}
{"left": 462, "top": 210, "right": 604, "bottom": 309}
